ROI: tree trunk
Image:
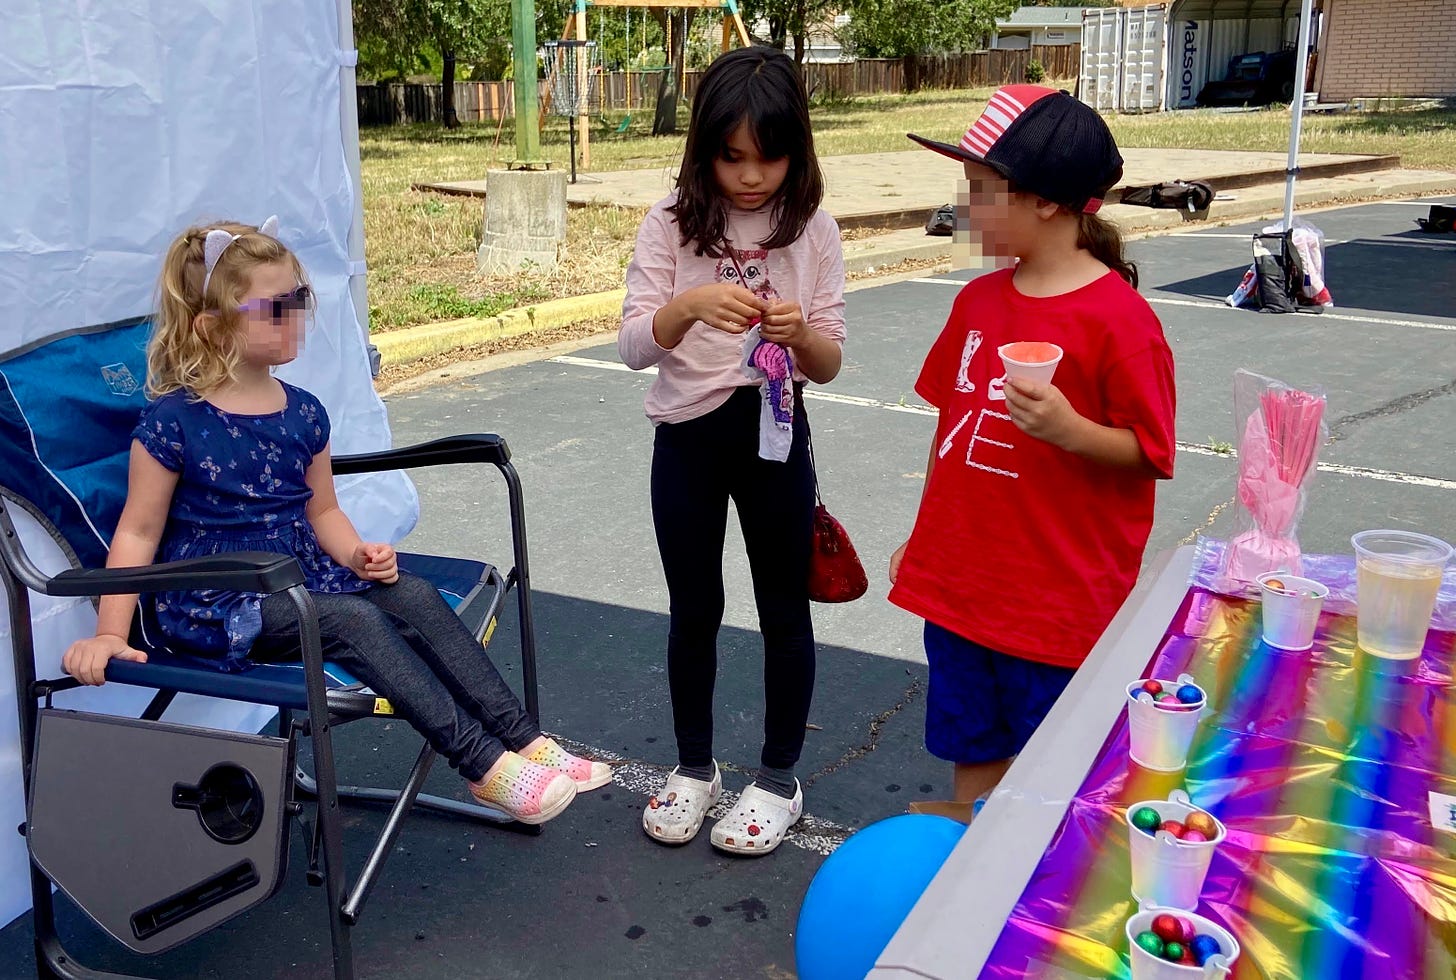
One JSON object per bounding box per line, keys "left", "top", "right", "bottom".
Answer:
{"left": 651, "top": 9, "right": 693, "bottom": 136}
{"left": 768, "top": 15, "right": 788, "bottom": 50}
{"left": 441, "top": 48, "right": 459, "bottom": 129}
{"left": 905, "top": 51, "right": 922, "bottom": 94}
{"left": 791, "top": 0, "right": 807, "bottom": 64}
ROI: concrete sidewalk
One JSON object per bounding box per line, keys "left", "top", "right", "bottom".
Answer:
{"left": 420, "top": 147, "right": 1398, "bottom": 230}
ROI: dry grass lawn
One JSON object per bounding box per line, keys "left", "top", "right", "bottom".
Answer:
{"left": 362, "top": 89, "right": 1454, "bottom": 332}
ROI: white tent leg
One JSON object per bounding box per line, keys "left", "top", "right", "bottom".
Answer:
{"left": 1282, "top": 0, "right": 1317, "bottom": 230}
{"left": 335, "top": 0, "right": 375, "bottom": 374}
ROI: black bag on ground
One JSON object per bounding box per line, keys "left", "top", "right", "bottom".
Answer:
{"left": 1119, "top": 180, "right": 1214, "bottom": 214}
{"left": 1416, "top": 204, "right": 1455, "bottom": 233}
{"left": 1253, "top": 231, "right": 1298, "bottom": 314}
{"left": 925, "top": 203, "right": 955, "bottom": 236}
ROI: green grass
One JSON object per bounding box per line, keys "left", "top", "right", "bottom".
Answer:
{"left": 361, "top": 90, "right": 1455, "bottom": 332}
{"left": 1108, "top": 104, "right": 1456, "bottom": 172}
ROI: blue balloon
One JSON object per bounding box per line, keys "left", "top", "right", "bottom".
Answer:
{"left": 795, "top": 814, "right": 966, "bottom": 980}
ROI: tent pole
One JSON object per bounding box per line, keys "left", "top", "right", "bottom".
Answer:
{"left": 1282, "top": 0, "right": 1316, "bottom": 229}
{"left": 335, "top": 0, "right": 376, "bottom": 373}
{"left": 331, "top": 0, "right": 375, "bottom": 375}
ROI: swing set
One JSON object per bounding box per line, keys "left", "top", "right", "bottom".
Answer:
{"left": 557, "top": 0, "right": 752, "bottom": 170}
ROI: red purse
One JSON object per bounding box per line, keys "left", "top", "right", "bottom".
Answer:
{"left": 801, "top": 397, "right": 867, "bottom": 603}
{"left": 809, "top": 502, "right": 868, "bottom": 603}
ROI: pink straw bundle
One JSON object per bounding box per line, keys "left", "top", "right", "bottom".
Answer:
{"left": 1259, "top": 387, "right": 1325, "bottom": 486}
{"left": 1221, "top": 374, "right": 1329, "bottom": 589}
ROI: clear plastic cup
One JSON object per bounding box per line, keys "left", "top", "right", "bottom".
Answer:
{"left": 1126, "top": 905, "right": 1240, "bottom": 980}
{"left": 1352, "top": 530, "right": 1453, "bottom": 660}
{"left": 1126, "top": 789, "right": 1226, "bottom": 910}
{"left": 1257, "top": 572, "right": 1328, "bottom": 651}
{"left": 998, "top": 342, "right": 1064, "bottom": 386}
{"left": 1126, "top": 674, "right": 1205, "bottom": 772}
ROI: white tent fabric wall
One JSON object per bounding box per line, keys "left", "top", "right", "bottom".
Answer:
{"left": 0, "top": 1, "right": 420, "bottom": 927}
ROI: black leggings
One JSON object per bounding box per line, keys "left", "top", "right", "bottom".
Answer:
{"left": 650, "top": 385, "right": 817, "bottom": 772}
{"left": 251, "top": 571, "right": 541, "bottom": 782}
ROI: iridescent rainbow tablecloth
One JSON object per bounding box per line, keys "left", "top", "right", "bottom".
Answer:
{"left": 980, "top": 586, "right": 1456, "bottom": 979}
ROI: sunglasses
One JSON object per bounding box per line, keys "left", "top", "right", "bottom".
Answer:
{"left": 237, "top": 284, "right": 312, "bottom": 320}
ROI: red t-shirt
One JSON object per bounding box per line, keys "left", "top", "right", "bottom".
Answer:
{"left": 889, "top": 268, "right": 1176, "bottom": 669}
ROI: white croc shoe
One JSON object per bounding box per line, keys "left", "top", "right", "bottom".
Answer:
{"left": 642, "top": 762, "right": 722, "bottom": 845}
{"left": 710, "top": 779, "right": 802, "bottom": 856}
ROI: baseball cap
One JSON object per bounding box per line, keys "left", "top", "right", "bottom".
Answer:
{"left": 907, "top": 85, "right": 1124, "bottom": 214}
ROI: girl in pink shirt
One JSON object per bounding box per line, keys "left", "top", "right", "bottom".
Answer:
{"left": 619, "top": 46, "right": 846, "bottom": 857}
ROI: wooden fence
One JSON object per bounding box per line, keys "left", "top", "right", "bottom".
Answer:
{"left": 357, "top": 46, "right": 1080, "bottom": 126}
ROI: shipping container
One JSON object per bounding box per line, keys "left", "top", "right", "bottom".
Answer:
{"left": 1079, "top": 5, "right": 1168, "bottom": 113}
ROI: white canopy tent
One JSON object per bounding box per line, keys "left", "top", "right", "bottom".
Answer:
{"left": 0, "top": 0, "right": 419, "bottom": 927}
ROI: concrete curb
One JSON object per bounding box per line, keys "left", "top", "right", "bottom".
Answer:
{"left": 372, "top": 288, "right": 626, "bottom": 366}
{"left": 373, "top": 175, "right": 1455, "bottom": 369}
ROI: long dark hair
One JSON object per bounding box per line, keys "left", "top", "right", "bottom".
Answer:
{"left": 670, "top": 45, "right": 824, "bottom": 257}
{"left": 1077, "top": 212, "right": 1138, "bottom": 289}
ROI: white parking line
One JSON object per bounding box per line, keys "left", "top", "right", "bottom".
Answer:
{"left": 1167, "top": 233, "right": 1347, "bottom": 243}
{"left": 551, "top": 355, "right": 1456, "bottom": 490}
{"left": 907, "top": 280, "right": 1456, "bottom": 333}
{"left": 1145, "top": 295, "right": 1456, "bottom": 332}
{"left": 1166, "top": 233, "right": 1455, "bottom": 252}
{"left": 551, "top": 354, "right": 941, "bottom": 417}
{"left": 1174, "top": 442, "right": 1456, "bottom": 490}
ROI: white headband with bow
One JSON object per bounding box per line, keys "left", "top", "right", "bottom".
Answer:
{"left": 201, "top": 215, "right": 280, "bottom": 295}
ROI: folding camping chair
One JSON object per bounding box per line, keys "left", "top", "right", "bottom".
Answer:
{"left": 1, "top": 317, "right": 542, "bottom": 979}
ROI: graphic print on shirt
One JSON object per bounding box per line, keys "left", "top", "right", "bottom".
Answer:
{"left": 937, "top": 328, "right": 1019, "bottom": 480}
{"left": 722, "top": 248, "right": 793, "bottom": 426}
{"left": 719, "top": 247, "right": 779, "bottom": 307}
{"left": 955, "top": 331, "right": 981, "bottom": 393}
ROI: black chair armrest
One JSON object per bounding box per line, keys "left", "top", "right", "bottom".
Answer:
{"left": 46, "top": 552, "right": 304, "bottom": 597}
{"left": 332, "top": 434, "right": 510, "bottom": 475}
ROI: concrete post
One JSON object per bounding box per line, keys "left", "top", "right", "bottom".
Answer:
{"left": 476, "top": 169, "right": 568, "bottom": 275}
{"left": 483, "top": 0, "right": 567, "bottom": 275}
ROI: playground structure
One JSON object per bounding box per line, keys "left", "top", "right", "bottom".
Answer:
{"left": 561, "top": 0, "right": 752, "bottom": 170}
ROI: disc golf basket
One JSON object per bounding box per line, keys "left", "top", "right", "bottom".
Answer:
{"left": 543, "top": 40, "right": 602, "bottom": 184}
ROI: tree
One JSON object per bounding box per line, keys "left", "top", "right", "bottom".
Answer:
{"left": 353, "top": 0, "right": 563, "bottom": 127}
{"left": 740, "top": 0, "right": 837, "bottom": 63}
{"left": 846, "top": 0, "right": 1017, "bottom": 89}
{"left": 650, "top": 8, "right": 697, "bottom": 135}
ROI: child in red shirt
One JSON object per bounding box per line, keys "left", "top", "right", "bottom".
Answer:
{"left": 890, "top": 86, "right": 1176, "bottom": 808}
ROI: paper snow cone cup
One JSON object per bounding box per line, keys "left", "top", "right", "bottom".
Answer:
{"left": 998, "top": 342, "right": 1063, "bottom": 386}
{"left": 1126, "top": 674, "right": 1205, "bottom": 772}
{"left": 1126, "top": 905, "right": 1240, "bottom": 980}
{"left": 1126, "top": 789, "right": 1227, "bottom": 910}
{"left": 1258, "top": 572, "right": 1328, "bottom": 651}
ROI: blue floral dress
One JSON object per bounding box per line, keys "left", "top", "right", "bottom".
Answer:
{"left": 133, "top": 382, "right": 371, "bottom": 670}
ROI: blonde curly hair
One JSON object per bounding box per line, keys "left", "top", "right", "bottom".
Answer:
{"left": 147, "top": 220, "right": 307, "bottom": 398}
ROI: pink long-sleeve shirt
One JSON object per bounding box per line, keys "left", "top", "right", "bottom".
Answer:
{"left": 618, "top": 194, "right": 847, "bottom": 424}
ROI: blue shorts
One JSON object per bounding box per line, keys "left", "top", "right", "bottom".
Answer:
{"left": 923, "top": 621, "right": 1078, "bottom": 764}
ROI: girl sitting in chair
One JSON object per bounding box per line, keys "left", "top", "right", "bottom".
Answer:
{"left": 61, "top": 218, "right": 609, "bottom": 825}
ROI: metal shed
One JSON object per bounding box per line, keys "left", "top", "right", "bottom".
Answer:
{"left": 1079, "top": 0, "right": 1304, "bottom": 112}
{"left": 1166, "top": 0, "right": 1303, "bottom": 108}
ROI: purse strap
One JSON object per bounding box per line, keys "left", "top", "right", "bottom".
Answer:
{"left": 794, "top": 382, "right": 824, "bottom": 507}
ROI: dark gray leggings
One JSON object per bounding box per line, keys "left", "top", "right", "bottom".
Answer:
{"left": 252, "top": 571, "right": 540, "bottom": 781}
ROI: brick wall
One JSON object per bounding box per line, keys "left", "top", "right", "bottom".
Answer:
{"left": 1316, "top": 0, "right": 1456, "bottom": 101}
